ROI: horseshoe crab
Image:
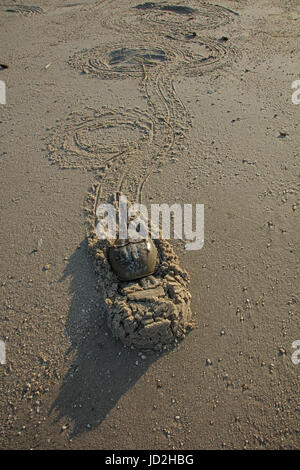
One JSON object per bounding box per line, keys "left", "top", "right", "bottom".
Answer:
{"left": 108, "top": 237, "right": 158, "bottom": 282}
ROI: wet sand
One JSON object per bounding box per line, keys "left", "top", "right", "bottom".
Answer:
{"left": 0, "top": 0, "right": 299, "bottom": 449}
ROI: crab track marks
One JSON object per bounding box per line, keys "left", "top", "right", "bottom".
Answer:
{"left": 68, "top": 42, "right": 192, "bottom": 202}
{"left": 46, "top": 2, "right": 240, "bottom": 349}
{"left": 68, "top": 35, "right": 238, "bottom": 132}
{"left": 45, "top": 102, "right": 176, "bottom": 232}
{"left": 46, "top": 105, "right": 157, "bottom": 217}
{"left": 5, "top": 4, "right": 44, "bottom": 15}
{"left": 132, "top": 1, "right": 238, "bottom": 33}
{"left": 98, "top": 0, "right": 238, "bottom": 36}
{"left": 46, "top": 107, "right": 153, "bottom": 170}
{"left": 68, "top": 43, "right": 175, "bottom": 80}
{"left": 67, "top": 36, "right": 239, "bottom": 193}
{"left": 177, "top": 36, "right": 240, "bottom": 77}
{"left": 69, "top": 36, "right": 239, "bottom": 82}
{"left": 46, "top": 88, "right": 193, "bottom": 350}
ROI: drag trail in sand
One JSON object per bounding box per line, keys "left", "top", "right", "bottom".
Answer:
{"left": 46, "top": 1, "right": 239, "bottom": 350}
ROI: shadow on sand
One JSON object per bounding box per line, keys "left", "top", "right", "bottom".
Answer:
{"left": 49, "top": 239, "right": 161, "bottom": 437}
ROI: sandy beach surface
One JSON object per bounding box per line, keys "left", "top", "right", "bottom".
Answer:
{"left": 0, "top": 0, "right": 299, "bottom": 450}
